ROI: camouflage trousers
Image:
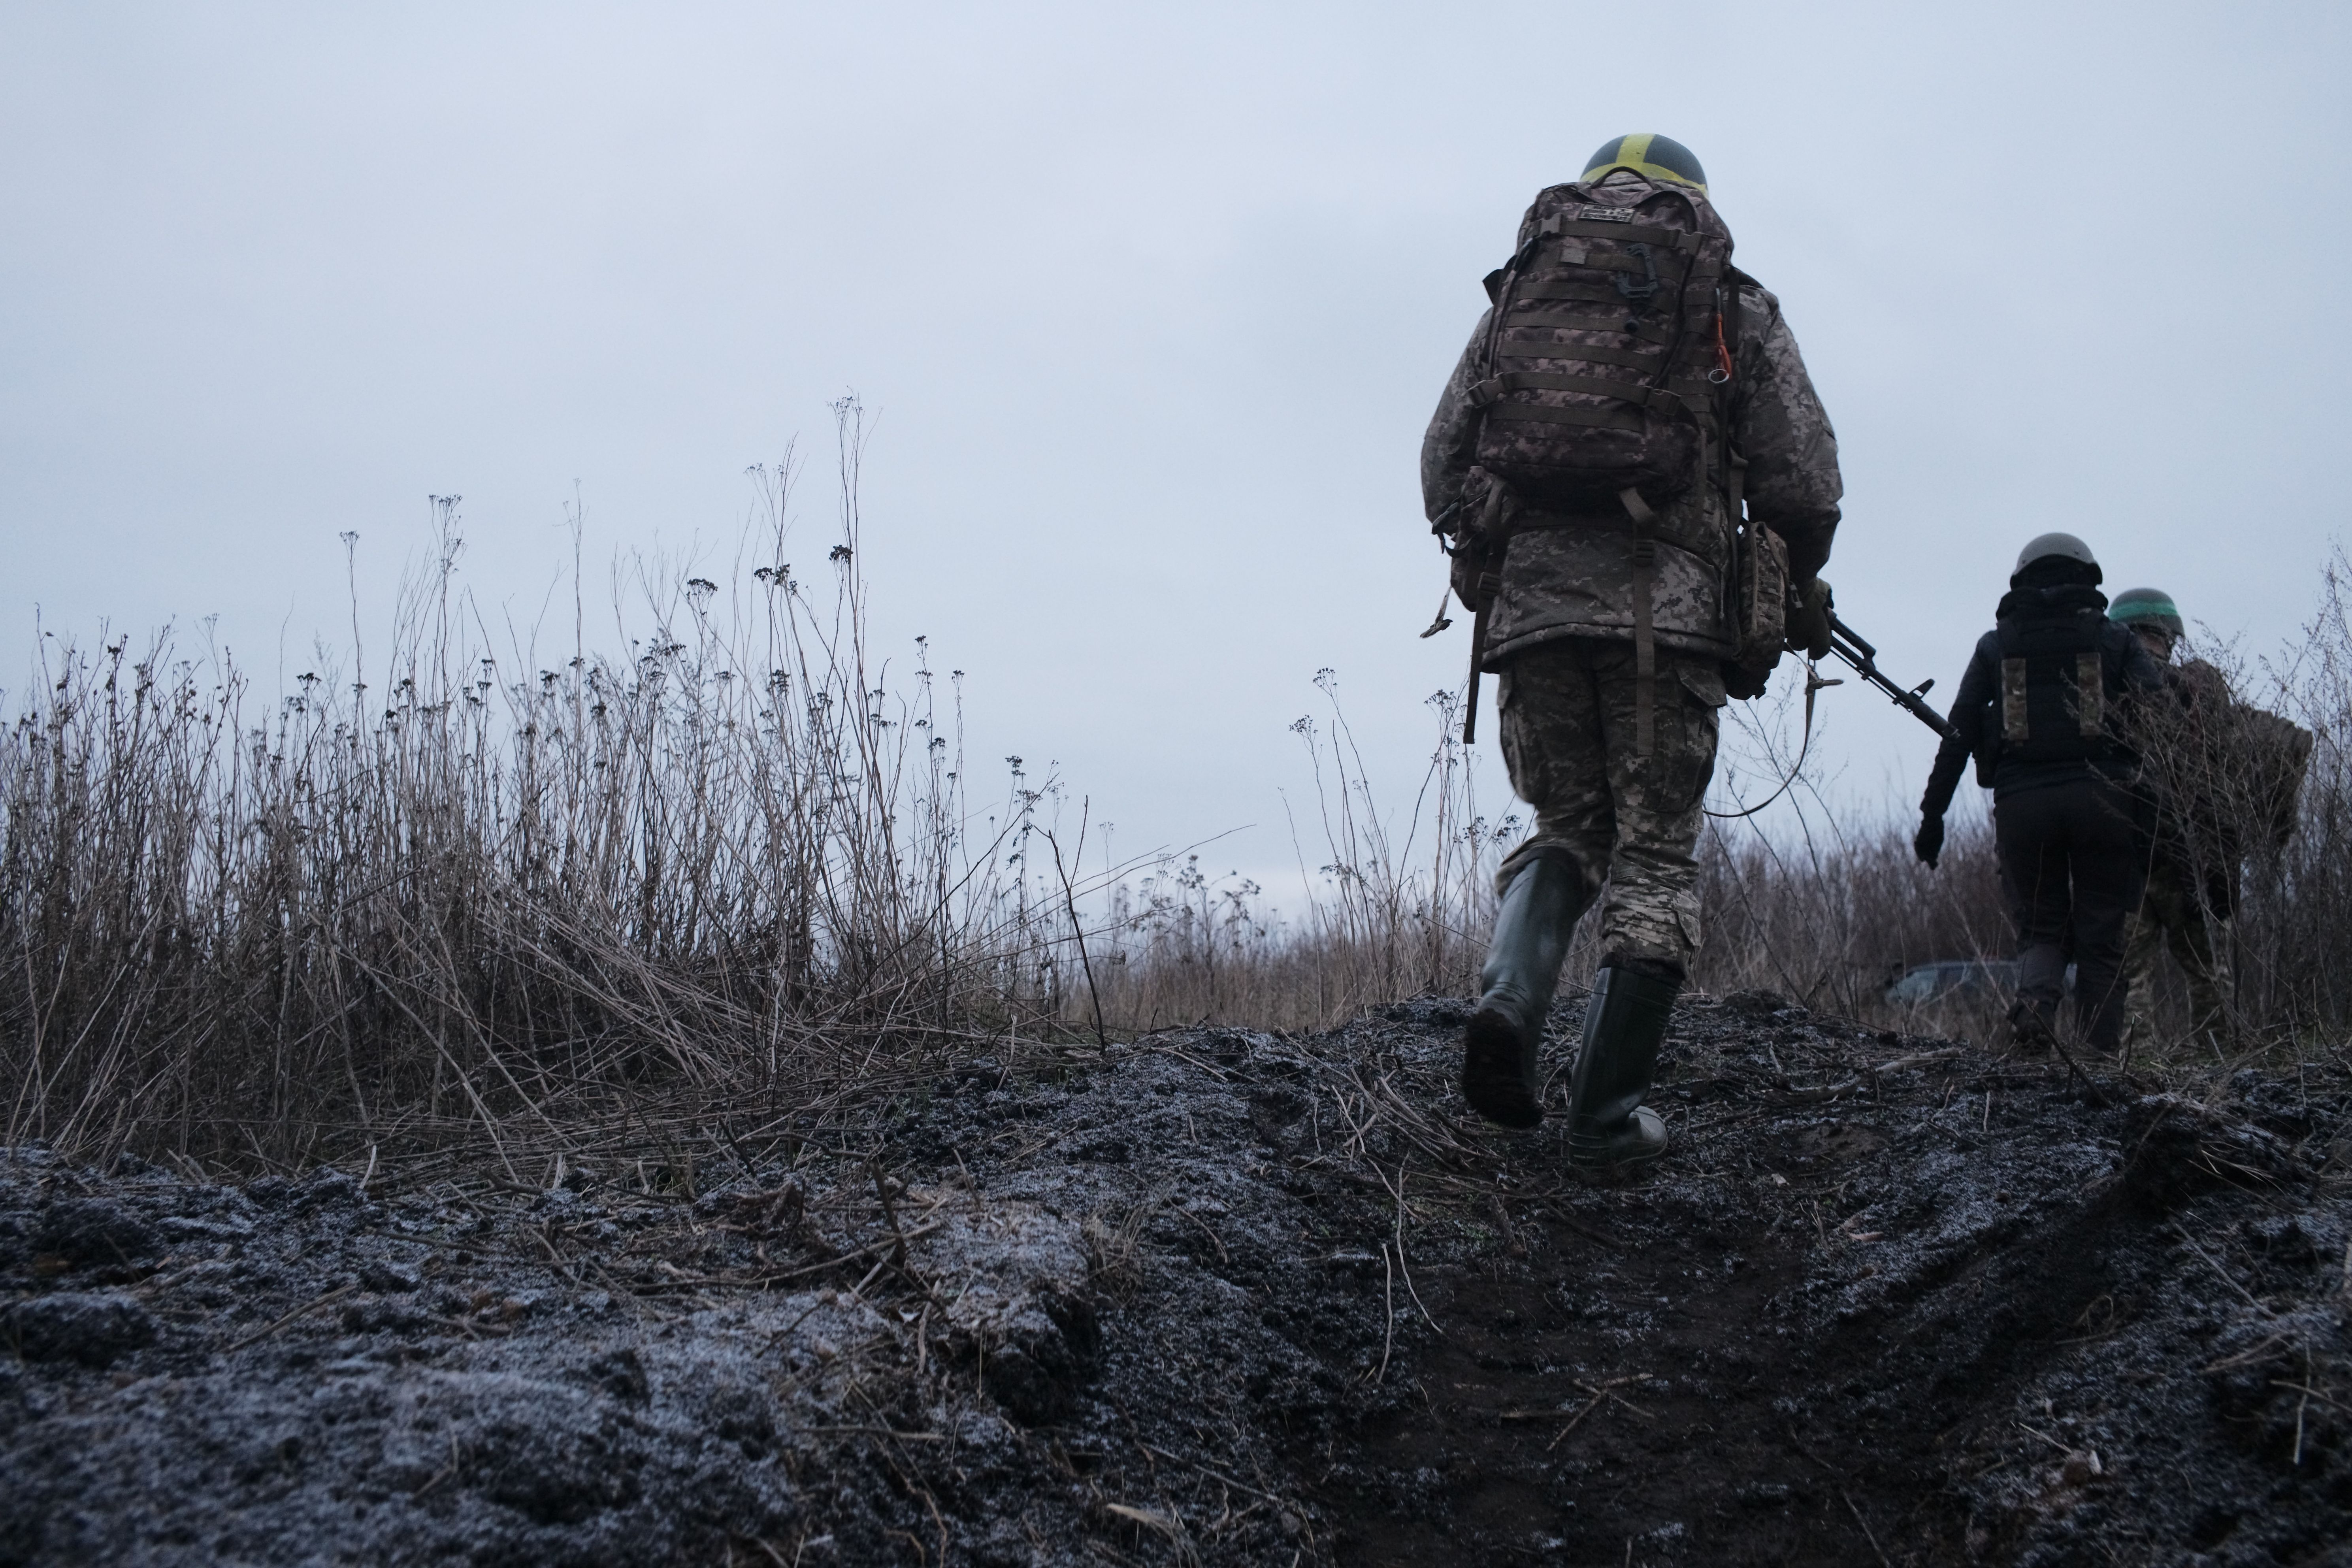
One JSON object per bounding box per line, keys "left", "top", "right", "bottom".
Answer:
{"left": 2121, "top": 858, "right": 2232, "bottom": 1047}
{"left": 1492, "top": 638, "right": 1726, "bottom": 971}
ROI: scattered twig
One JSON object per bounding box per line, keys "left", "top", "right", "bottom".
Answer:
{"left": 224, "top": 1283, "right": 358, "bottom": 1354}
{"left": 2177, "top": 1229, "right": 2270, "bottom": 1314}
{"left": 2294, "top": 1348, "right": 2315, "bottom": 1465}
{"left": 802, "top": 1425, "right": 946, "bottom": 1442}
{"left": 869, "top": 1160, "right": 910, "bottom": 1272}
{"left": 1176, "top": 1206, "right": 1229, "bottom": 1265}
{"left": 1488, "top": 1194, "right": 1526, "bottom": 1258}
{"left": 1841, "top": 1490, "right": 1894, "bottom": 1568}
{"left": 1547, "top": 1375, "right": 1651, "bottom": 1451}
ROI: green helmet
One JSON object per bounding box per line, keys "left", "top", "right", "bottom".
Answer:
{"left": 1581, "top": 134, "right": 1707, "bottom": 194}
{"left": 2109, "top": 587, "right": 2184, "bottom": 639}
{"left": 2011, "top": 531, "right": 2101, "bottom": 586}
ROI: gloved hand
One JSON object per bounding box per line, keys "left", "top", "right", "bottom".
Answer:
{"left": 1787, "top": 577, "right": 1835, "bottom": 660}
{"left": 1913, "top": 812, "right": 1945, "bottom": 869}
{"left": 1722, "top": 658, "right": 1773, "bottom": 701}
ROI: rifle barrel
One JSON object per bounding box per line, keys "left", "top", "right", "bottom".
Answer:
{"left": 1821, "top": 631, "right": 1958, "bottom": 743}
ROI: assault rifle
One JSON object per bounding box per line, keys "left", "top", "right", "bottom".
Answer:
{"left": 1822, "top": 611, "right": 1957, "bottom": 743}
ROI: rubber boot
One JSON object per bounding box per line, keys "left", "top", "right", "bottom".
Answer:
{"left": 1461, "top": 850, "right": 1589, "bottom": 1129}
{"left": 2009, "top": 942, "right": 2065, "bottom": 1055}
{"left": 1564, "top": 959, "right": 1677, "bottom": 1167}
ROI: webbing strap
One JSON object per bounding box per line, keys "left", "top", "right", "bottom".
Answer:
{"left": 1494, "top": 340, "right": 1662, "bottom": 370}
{"left": 1483, "top": 354, "right": 1717, "bottom": 409}
{"left": 1622, "top": 486, "right": 1659, "bottom": 758}
{"left": 1554, "top": 245, "right": 1719, "bottom": 283}
{"left": 1483, "top": 403, "right": 1645, "bottom": 433}
{"left": 1505, "top": 308, "right": 1676, "bottom": 345}
{"left": 1472, "top": 371, "right": 1685, "bottom": 411}
{"left": 1538, "top": 215, "right": 1702, "bottom": 251}
{"left": 1515, "top": 279, "right": 1645, "bottom": 305}
{"left": 1559, "top": 249, "right": 1658, "bottom": 274}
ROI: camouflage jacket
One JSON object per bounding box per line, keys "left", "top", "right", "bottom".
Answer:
{"left": 1421, "top": 175, "right": 1844, "bottom": 665}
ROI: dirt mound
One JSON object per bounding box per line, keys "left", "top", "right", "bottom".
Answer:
{"left": 2, "top": 999, "right": 2346, "bottom": 1564}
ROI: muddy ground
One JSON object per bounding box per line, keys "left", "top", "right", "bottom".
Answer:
{"left": 4, "top": 991, "right": 2349, "bottom": 1566}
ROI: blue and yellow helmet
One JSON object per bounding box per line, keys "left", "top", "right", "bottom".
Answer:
{"left": 1581, "top": 134, "right": 1708, "bottom": 194}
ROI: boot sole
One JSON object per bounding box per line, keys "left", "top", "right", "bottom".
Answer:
{"left": 1461, "top": 1009, "right": 1543, "bottom": 1129}
{"left": 1568, "top": 1139, "right": 1668, "bottom": 1170}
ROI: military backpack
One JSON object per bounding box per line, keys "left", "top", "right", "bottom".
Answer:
{"left": 1466, "top": 177, "right": 1737, "bottom": 511}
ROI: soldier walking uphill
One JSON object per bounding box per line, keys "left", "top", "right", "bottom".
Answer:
{"left": 2107, "top": 588, "right": 2311, "bottom": 1049}
{"left": 1913, "top": 535, "right": 2166, "bottom": 1055}
{"left": 2107, "top": 588, "right": 2234, "bottom": 1047}
{"left": 1424, "top": 134, "right": 1843, "bottom": 1164}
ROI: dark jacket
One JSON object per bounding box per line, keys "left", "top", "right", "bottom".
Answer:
{"left": 1921, "top": 584, "right": 2167, "bottom": 813}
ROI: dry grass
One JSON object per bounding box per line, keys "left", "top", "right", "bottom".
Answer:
{"left": 8, "top": 419, "right": 2348, "bottom": 1177}
{"left": 1, "top": 405, "right": 1119, "bottom": 1174}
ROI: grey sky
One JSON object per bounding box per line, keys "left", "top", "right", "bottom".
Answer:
{"left": 5, "top": 2, "right": 2348, "bottom": 897}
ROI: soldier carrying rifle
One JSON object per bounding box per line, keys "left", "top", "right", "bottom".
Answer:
{"left": 1913, "top": 535, "right": 2167, "bottom": 1057}
{"left": 1422, "top": 134, "right": 1843, "bottom": 1164}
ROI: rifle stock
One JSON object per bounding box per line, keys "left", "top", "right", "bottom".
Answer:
{"left": 1824, "top": 612, "right": 1958, "bottom": 743}
{"left": 1455, "top": 478, "right": 1513, "bottom": 746}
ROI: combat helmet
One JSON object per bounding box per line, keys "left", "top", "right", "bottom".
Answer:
{"left": 1581, "top": 134, "right": 1707, "bottom": 194}
{"left": 2011, "top": 531, "right": 2101, "bottom": 587}
{"left": 2109, "top": 587, "right": 2184, "bottom": 640}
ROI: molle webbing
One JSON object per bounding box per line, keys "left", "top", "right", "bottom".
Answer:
{"left": 1513, "top": 277, "right": 1662, "bottom": 306}
{"left": 1468, "top": 371, "right": 1694, "bottom": 412}
{"left": 1470, "top": 178, "right": 1734, "bottom": 509}
{"left": 1484, "top": 402, "right": 1645, "bottom": 432}
{"left": 1536, "top": 214, "right": 1704, "bottom": 251}
{"left": 1500, "top": 309, "right": 1677, "bottom": 346}
{"left": 1495, "top": 341, "right": 1663, "bottom": 371}
{"left": 1541, "top": 247, "right": 1722, "bottom": 285}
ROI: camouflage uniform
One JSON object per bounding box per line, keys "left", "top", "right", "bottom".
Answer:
{"left": 2121, "top": 657, "right": 2238, "bottom": 1045}
{"left": 2120, "top": 859, "right": 2230, "bottom": 1046}
{"left": 1423, "top": 173, "right": 1844, "bottom": 969}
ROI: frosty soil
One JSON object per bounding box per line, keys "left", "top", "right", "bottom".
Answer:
{"left": 4, "top": 997, "right": 2348, "bottom": 1565}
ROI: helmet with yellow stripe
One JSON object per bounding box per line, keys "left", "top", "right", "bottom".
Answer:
{"left": 1580, "top": 134, "right": 1707, "bottom": 194}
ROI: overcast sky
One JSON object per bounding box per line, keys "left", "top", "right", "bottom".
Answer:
{"left": 5, "top": 1, "right": 2348, "bottom": 900}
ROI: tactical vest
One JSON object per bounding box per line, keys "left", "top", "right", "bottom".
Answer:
{"left": 1993, "top": 605, "right": 2120, "bottom": 765}
{"left": 1467, "top": 178, "right": 1735, "bottom": 510}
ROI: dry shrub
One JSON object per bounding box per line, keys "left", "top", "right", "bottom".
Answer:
{"left": 11, "top": 416, "right": 2350, "bottom": 1178}
{"left": 1070, "top": 677, "right": 1515, "bottom": 1034}
{"left": 1079, "top": 556, "right": 2352, "bottom": 1057}
{"left": 0, "top": 406, "right": 1102, "bottom": 1174}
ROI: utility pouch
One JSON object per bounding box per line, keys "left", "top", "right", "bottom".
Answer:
{"left": 1729, "top": 516, "right": 1787, "bottom": 678}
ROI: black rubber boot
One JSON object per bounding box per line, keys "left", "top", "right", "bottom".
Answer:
{"left": 2009, "top": 943, "right": 2066, "bottom": 1055}
{"left": 1461, "top": 850, "right": 1589, "bottom": 1129}
{"left": 1564, "top": 959, "right": 1677, "bottom": 1167}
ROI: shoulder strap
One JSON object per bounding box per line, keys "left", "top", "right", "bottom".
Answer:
{"left": 1620, "top": 486, "right": 1660, "bottom": 757}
